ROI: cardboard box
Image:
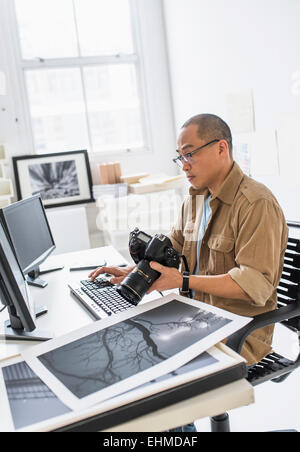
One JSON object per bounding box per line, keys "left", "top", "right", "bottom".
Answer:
{"left": 99, "top": 164, "right": 109, "bottom": 184}
{"left": 113, "top": 162, "right": 122, "bottom": 184}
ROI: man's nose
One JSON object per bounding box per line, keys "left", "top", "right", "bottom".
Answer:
{"left": 182, "top": 159, "right": 191, "bottom": 171}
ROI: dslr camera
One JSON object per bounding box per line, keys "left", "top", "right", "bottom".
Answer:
{"left": 117, "top": 228, "right": 180, "bottom": 305}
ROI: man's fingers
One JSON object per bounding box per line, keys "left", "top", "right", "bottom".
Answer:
{"left": 149, "top": 261, "right": 164, "bottom": 272}
{"left": 89, "top": 266, "right": 121, "bottom": 281}
{"left": 88, "top": 267, "right": 105, "bottom": 279}
{"left": 110, "top": 276, "right": 124, "bottom": 285}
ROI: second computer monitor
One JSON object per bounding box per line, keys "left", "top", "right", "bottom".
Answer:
{"left": 0, "top": 219, "right": 52, "bottom": 341}
{"left": 0, "top": 195, "right": 56, "bottom": 287}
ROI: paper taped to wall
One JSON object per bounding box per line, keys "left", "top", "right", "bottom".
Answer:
{"left": 227, "top": 89, "right": 255, "bottom": 134}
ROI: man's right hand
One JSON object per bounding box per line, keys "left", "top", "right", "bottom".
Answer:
{"left": 88, "top": 265, "right": 135, "bottom": 284}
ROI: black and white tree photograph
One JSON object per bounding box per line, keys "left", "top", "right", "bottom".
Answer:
{"left": 37, "top": 300, "right": 231, "bottom": 399}
{"left": 1, "top": 349, "right": 221, "bottom": 430}
{"left": 28, "top": 159, "right": 80, "bottom": 200}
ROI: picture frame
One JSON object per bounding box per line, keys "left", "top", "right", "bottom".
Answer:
{"left": 12, "top": 150, "right": 94, "bottom": 208}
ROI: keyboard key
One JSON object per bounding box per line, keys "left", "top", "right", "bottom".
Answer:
{"left": 79, "top": 282, "right": 134, "bottom": 316}
{"left": 80, "top": 277, "right": 113, "bottom": 290}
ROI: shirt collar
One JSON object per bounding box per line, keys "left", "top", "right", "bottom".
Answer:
{"left": 189, "top": 161, "right": 245, "bottom": 205}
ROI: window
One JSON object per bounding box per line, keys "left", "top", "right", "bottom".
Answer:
{"left": 13, "top": 0, "right": 145, "bottom": 155}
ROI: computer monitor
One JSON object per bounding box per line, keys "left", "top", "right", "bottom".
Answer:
{"left": 0, "top": 195, "right": 57, "bottom": 288}
{"left": 0, "top": 221, "right": 52, "bottom": 341}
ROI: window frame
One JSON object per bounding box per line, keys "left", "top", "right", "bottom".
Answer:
{"left": 7, "top": 0, "right": 153, "bottom": 159}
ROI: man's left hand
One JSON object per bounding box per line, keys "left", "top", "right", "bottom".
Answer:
{"left": 147, "top": 261, "right": 183, "bottom": 294}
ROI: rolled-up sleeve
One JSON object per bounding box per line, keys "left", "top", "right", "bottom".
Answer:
{"left": 229, "top": 265, "right": 275, "bottom": 306}
{"left": 228, "top": 198, "right": 288, "bottom": 306}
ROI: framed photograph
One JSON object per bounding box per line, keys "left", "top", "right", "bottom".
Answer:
{"left": 12, "top": 150, "right": 94, "bottom": 208}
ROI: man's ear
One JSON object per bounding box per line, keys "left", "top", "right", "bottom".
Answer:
{"left": 218, "top": 139, "right": 230, "bottom": 158}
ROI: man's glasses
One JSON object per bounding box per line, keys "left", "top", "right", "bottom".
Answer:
{"left": 173, "top": 139, "right": 220, "bottom": 168}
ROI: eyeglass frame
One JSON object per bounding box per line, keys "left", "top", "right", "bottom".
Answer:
{"left": 173, "top": 139, "right": 220, "bottom": 167}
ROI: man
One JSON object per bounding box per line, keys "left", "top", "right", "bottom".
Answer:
{"left": 90, "top": 113, "right": 288, "bottom": 366}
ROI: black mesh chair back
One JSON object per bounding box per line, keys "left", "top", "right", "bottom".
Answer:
{"left": 247, "top": 236, "right": 300, "bottom": 385}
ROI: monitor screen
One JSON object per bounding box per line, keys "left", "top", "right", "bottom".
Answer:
{"left": 0, "top": 221, "right": 35, "bottom": 332}
{"left": 0, "top": 195, "right": 55, "bottom": 274}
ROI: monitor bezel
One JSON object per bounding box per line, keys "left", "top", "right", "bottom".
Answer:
{"left": 0, "top": 223, "right": 36, "bottom": 332}
{"left": 0, "top": 195, "right": 56, "bottom": 275}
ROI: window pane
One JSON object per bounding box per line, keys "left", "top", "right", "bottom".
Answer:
{"left": 74, "top": 0, "right": 134, "bottom": 56}
{"left": 84, "top": 65, "right": 144, "bottom": 151}
{"left": 15, "top": 0, "right": 78, "bottom": 59}
{"left": 25, "top": 68, "right": 89, "bottom": 153}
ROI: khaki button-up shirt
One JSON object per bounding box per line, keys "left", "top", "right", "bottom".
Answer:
{"left": 170, "top": 162, "right": 288, "bottom": 365}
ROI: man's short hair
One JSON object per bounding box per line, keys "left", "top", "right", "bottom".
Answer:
{"left": 182, "top": 114, "right": 233, "bottom": 157}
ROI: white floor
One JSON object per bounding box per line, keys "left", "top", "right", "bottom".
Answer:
{"left": 195, "top": 324, "right": 300, "bottom": 432}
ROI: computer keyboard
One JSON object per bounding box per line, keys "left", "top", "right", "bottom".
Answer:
{"left": 78, "top": 278, "right": 134, "bottom": 317}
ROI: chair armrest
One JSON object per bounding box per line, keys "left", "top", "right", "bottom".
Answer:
{"left": 226, "top": 301, "right": 300, "bottom": 355}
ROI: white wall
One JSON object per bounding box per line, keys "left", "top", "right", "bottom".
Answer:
{"left": 163, "top": 0, "right": 300, "bottom": 220}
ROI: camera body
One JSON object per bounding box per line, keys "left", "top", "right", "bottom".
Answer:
{"left": 129, "top": 228, "right": 180, "bottom": 268}
{"left": 117, "top": 228, "right": 180, "bottom": 305}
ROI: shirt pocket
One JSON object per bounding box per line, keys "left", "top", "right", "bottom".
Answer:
{"left": 207, "top": 235, "right": 235, "bottom": 275}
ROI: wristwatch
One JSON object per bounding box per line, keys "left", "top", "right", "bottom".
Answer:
{"left": 181, "top": 271, "right": 190, "bottom": 293}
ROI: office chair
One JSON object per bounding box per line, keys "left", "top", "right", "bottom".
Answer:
{"left": 210, "top": 231, "right": 300, "bottom": 432}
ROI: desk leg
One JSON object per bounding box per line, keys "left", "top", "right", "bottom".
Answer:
{"left": 210, "top": 413, "right": 230, "bottom": 432}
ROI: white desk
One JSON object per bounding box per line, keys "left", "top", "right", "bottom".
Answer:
{"left": 0, "top": 246, "right": 132, "bottom": 362}
{"left": 0, "top": 246, "right": 254, "bottom": 431}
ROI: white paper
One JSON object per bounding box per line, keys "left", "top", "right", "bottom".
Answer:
{"left": 277, "top": 114, "right": 300, "bottom": 182}
{"left": 21, "top": 293, "right": 250, "bottom": 411}
{"left": 139, "top": 174, "right": 185, "bottom": 185}
{"left": 249, "top": 129, "right": 279, "bottom": 176}
{"left": 233, "top": 140, "right": 251, "bottom": 176}
{"left": 0, "top": 344, "right": 242, "bottom": 432}
{"left": 0, "top": 71, "right": 6, "bottom": 96}
{"left": 227, "top": 90, "right": 255, "bottom": 134}
{"left": 0, "top": 356, "right": 17, "bottom": 432}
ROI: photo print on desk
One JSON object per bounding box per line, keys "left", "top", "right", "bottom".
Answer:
{"left": 37, "top": 300, "right": 230, "bottom": 399}
{"left": 12, "top": 150, "right": 94, "bottom": 208}
{"left": 0, "top": 345, "right": 238, "bottom": 432}
{"left": 21, "top": 294, "right": 251, "bottom": 411}
{"left": 1, "top": 359, "right": 70, "bottom": 431}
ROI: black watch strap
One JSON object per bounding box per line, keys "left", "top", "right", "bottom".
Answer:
{"left": 182, "top": 271, "right": 190, "bottom": 293}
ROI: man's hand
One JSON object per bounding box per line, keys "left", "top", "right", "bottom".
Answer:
{"left": 88, "top": 265, "right": 135, "bottom": 284}
{"left": 147, "top": 261, "right": 183, "bottom": 294}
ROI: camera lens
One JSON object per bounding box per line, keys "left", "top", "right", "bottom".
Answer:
{"left": 117, "top": 259, "right": 160, "bottom": 305}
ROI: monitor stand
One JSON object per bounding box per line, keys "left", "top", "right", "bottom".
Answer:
{"left": 26, "top": 264, "right": 64, "bottom": 288}
{"left": 4, "top": 320, "right": 53, "bottom": 341}
{"left": 2, "top": 306, "right": 53, "bottom": 341}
